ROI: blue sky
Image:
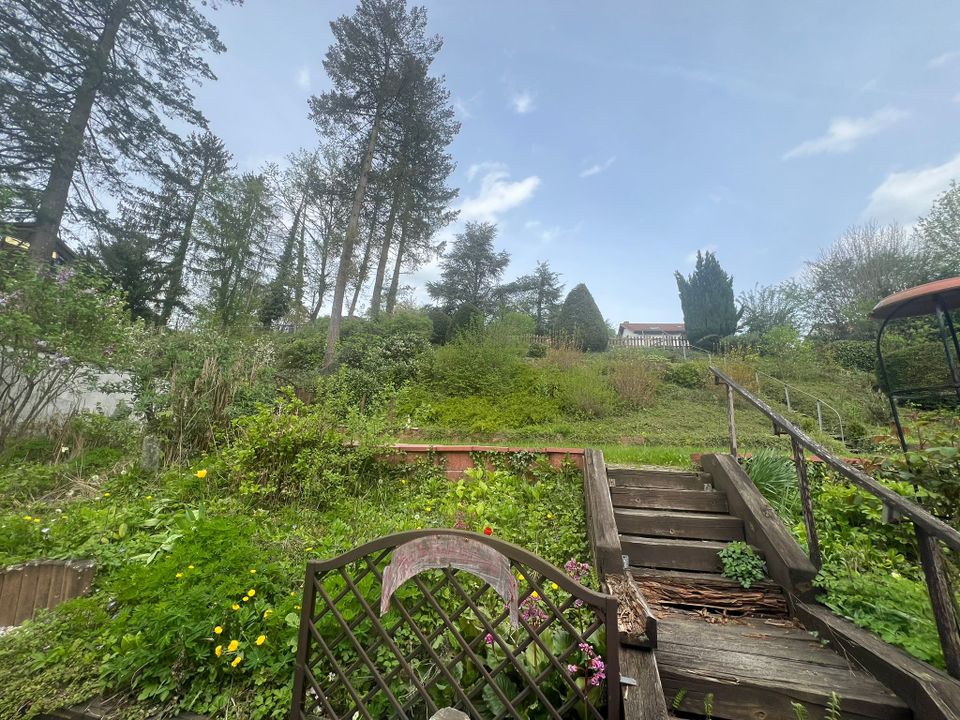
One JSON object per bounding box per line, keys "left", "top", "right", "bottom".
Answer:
{"left": 195, "top": 1, "right": 960, "bottom": 325}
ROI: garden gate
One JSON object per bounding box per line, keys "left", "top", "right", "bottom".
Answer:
{"left": 291, "top": 529, "right": 620, "bottom": 720}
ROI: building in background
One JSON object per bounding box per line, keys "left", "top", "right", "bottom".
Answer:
{"left": 616, "top": 322, "right": 687, "bottom": 348}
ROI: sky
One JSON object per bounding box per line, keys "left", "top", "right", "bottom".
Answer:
{"left": 193, "top": 1, "right": 960, "bottom": 326}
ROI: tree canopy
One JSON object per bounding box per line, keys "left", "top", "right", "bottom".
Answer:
{"left": 427, "top": 221, "right": 510, "bottom": 313}
{"left": 675, "top": 251, "right": 739, "bottom": 349}
{"left": 557, "top": 283, "right": 608, "bottom": 351}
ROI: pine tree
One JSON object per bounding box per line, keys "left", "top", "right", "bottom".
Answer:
{"left": 427, "top": 222, "right": 510, "bottom": 314}
{"left": 0, "top": 0, "right": 240, "bottom": 260}
{"left": 675, "top": 251, "right": 740, "bottom": 349}
{"left": 499, "top": 261, "right": 564, "bottom": 335}
{"left": 557, "top": 283, "right": 608, "bottom": 351}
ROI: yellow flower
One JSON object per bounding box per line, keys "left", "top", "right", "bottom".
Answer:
{"left": 424, "top": 506, "right": 432, "bottom": 512}
{"left": 263, "top": 609, "right": 273, "bottom": 619}
{"left": 546, "top": 512, "right": 554, "bottom": 519}
{"left": 227, "top": 640, "right": 239, "bottom": 652}
{"left": 290, "top": 591, "right": 296, "bottom": 597}
{"left": 188, "top": 565, "right": 195, "bottom": 570}
{"left": 247, "top": 588, "right": 256, "bottom": 597}
{"left": 103, "top": 492, "right": 110, "bottom": 497}
{"left": 195, "top": 469, "right": 207, "bottom": 479}
{"left": 33, "top": 518, "right": 40, "bottom": 523}
{"left": 249, "top": 569, "right": 256, "bottom": 574}
{"left": 145, "top": 495, "right": 152, "bottom": 500}
{"left": 517, "top": 573, "right": 525, "bottom": 582}
{"left": 231, "top": 655, "right": 242, "bottom": 667}
{"left": 242, "top": 596, "right": 249, "bottom": 602}
{"left": 305, "top": 547, "right": 313, "bottom": 552}
{"left": 255, "top": 634, "right": 266, "bottom": 646}
{"left": 551, "top": 582, "right": 559, "bottom": 590}
{"left": 214, "top": 626, "right": 223, "bottom": 635}
{"left": 175, "top": 572, "right": 184, "bottom": 579}
{"left": 231, "top": 603, "right": 240, "bottom": 611}
{"left": 215, "top": 645, "right": 222, "bottom": 657}
{"left": 294, "top": 604, "right": 301, "bottom": 610}
{"left": 531, "top": 591, "right": 539, "bottom": 599}
{"left": 23, "top": 515, "right": 32, "bottom": 521}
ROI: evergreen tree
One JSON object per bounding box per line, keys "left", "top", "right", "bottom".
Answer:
{"left": 499, "top": 261, "right": 564, "bottom": 335}
{"left": 557, "top": 283, "right": 608, "bottom": 351}
{"left": 427, "top": 222, "right": 509, "bottom": 313}
{"left": 0, "top": 0, "right": 240, "bottom": 261}
{"left": 675, "top": 251, "right": 740, "bottom": 349}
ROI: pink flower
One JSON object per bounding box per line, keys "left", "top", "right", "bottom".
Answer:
{"left": 567, "top": 664, "right": 578, "bottom": 673}
{"left": 484, "top": 633, "right": 494, "bottom": 645}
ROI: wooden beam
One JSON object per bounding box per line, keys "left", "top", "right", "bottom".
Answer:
{"left": 582, "top": 449, "right": 623, "bottom": 578}
{"left": 620, "top": 646, "right": 668, "bottom": 720}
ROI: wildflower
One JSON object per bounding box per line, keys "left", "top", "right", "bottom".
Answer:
{"left": 520, "top": 595, "right": 547, "bottom": 626}
{"left": 249, "top": 569, "right": 257, "bottom": 574}
{"left": 551, "top": 582, "right": 559, "bottom": 590}
{"left": 294, "top": 604, "right": 301, "bottom": 610}
{"left": 517, "top": 573, "right": 524, "bottom": 581}
{"left": 228, "top": 640, "right": 239, "bottom": 652}
{"left": 33, "top": 518, "right": 40, "bottom": 523}
{"left": 215, "top": 645, "right": 223, "bottom": 657}
{"left": 247, "top": 588, "right": 256, "bottom": 597}
{"left": 188, "top": 565, "right": 195, "bottom": 570}
{"left": 255, "top": 634, "right": 266, "bottom": 646}
{"left": 195, "top": 469, "right": 207, "bottom": 479}
{"left": 214, "top": 626, "right": 223, "bottom": 635}
{"left": 60, "top": 446, "right": 69, "bottom": 454}
{"left": 425, "top": 506, "right": 432, "bottom": 512}
{"left": 232, "top": 604, "right": 240, "bottom": 611}
{"left": 290, "top": 591, "right": 296, "bottom": 597}
{"left": 483, "top": 527, "right": 492, "bottom": 536}
{"left": 547, "top": 512, "right": 554, "bottom": 519}
{"left": 145, "top": 495, "right": 152, "bottom": 500}
{"left": 243, "top": 596, "right": 249, "bottom": 602}
{"left": 567, "top": 664, "right": 578, "bottom": 673}
{"left": 231, "top": 655, "right": 242, "bottom": 667}
{"left": 305, "top": 547, "right": 313, "bottom": 552}
{"left": 263, "top": 609, "right": 273, "bottom": 619}
{"left": 103, "top": 492, "right": 110, "bottom": 498}
{"left": 484, "top": 633, "right": 494, "bottom": 645}
{"left": 531, "top": 591, "right": 539, "bottom": 599}
{"left": 175, "top": 572, "right": 184, "bottom": 579}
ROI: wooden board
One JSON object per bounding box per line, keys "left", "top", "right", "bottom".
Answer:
{"left": 610, "top": 487, "right": 728, "bottom": 513}
{"left": 620, "top": 536, "right": 737, "bottom": 573}
{"left": 700, "top": 454, "right": 816, "bottom": 598}
{"left": 606, "top": 467, "right": 711, "bottom": 491}
{"left": 632, "top": 568, "right": 788, "bottom": 616}
{"left": 615, "top": 508, "right": 743, "bottom": 541}
{"left": 582, "top": 449, "right": 623, "bottom": 577}
{"left": 605, "top": 573, "right": 657, "bottom": 648}
{"left": 620, "top": 646, "right": 668, "bottom": 720}
{"left": 657, "top": 615, "right": 911, "bottom": 720}
{"left": 796, "top": 601, "right": 960, "bottom": 720}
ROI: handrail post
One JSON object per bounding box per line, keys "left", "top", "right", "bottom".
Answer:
{"left": 726, "top": 383, "right": 738, "bottom": 459}
{"left": 816, "top": 401, "right": 823, "bottom": 433}
{"left": 790, "top": 438, "right": 822, "bottom": 568}
{"left": 915, "top": 527, "right": 960, "bottom": 678}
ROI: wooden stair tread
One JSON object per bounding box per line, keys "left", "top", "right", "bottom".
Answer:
{"left": 620, "top": 535, "right": 755, "bottom": 573}
{"left": 610, "top": 486, "right": 728, "bottom": 513}
{"left": 606, "top": 466, "right": 712, "bottom": 491}
{"left": 615, "top": 508, "right": 743, "bottom": 541}
{"left": 631, "top": 567, "right": 789, "bottom": 616}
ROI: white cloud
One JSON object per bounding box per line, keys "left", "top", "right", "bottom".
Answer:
{"left": 510, "top": 90, "right": 536, "bottom": 114}
{"left": 954, "top": 92, "right": 960, "bottom": 104}
{"left": 459, "top": 163, "right": 540, "bottom": 221}
{"left": 928, "top": 51, "right": 960, "bottom": 69}
{"left": 783, "top": 107, "right": 909, "bottom": 160}
{"left": 524, "top": 220, "right": 542, "bottom": 230}
{"left": 863, "top": 152, "right": 960, "bottom": 224}
{"left": 684, "top": 245, "right": 718, "bottom": 264}
{"left": 295, "top": 65, "right": 311, "bottom": 90}
{"left": 453, "top": 98, "right": 472, "bottom": 119}
{"left": 580, "top": 156, "right": 617, "bottom": 178}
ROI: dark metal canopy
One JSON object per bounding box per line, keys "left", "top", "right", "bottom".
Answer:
{"left": 871, "top": 277, "right": 960, "bottom": 321}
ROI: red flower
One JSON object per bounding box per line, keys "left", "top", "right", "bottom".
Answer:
{"left": 483, "top": 527, "right": 493, "bottom": 536}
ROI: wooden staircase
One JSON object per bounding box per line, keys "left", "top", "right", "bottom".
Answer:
{"left": 605, "top": 464, "right": 912, "bottom": 720}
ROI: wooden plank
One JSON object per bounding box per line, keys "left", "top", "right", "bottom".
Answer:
{"left": 700, "top": 453, "right": 817, "bottom": 598}
{"left": 620, "top": 536, "right": 733, "bottom": 573}
{"left": 33, "top": 562, "right": 55, "bottom": 614}
{"left": 605, "top": 573, "right": 657, "bottom": 648}
{"left": 14, "top": 563, "right": 39, "bottom": 624}
{"left": 606, "top": 468, "right": 710, "bottom": 491}
{"left": 615, "top": 508, "right": 743, "bottom": 541}
{"left": 0, "top": 566, "right": 23, "bottom": 626}
{"left": 632, "top": 569, "right": 788, "bottom": 616}
{"left": 620, "top": 647, "right": 668, "bottom": 720}
{"left": 46, "top": 562, "right": 66, "bottom": 608}
{"left": 796, "top": 600, "right": 960, "bottom": 720}
{"left": 916, "top": 526, "right": 960, "bottom": 678}
{"left": 582, "top": 449, "right": 623, "bottom": 577}
{"left": 610, "top": 487, "right": 727, "bottom": 513}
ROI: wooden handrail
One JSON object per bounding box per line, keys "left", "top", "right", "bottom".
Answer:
{"left": 710, "top": 365, "right": 960, "bottom": 552}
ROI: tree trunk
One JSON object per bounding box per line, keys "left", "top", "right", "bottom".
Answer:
{"left": 323, "top": 113, "right": 382, "bottom": 371}
{"left": 369, "top": 184, "right": 404, "bottom": 319}
{"left": 385, "top": 204, "right": 410, "bottom": 315}
{"left": 347, "top": 192, "right": 383, "bottom": 318}
{"left": 28, "top": 0, "right": 130, "bottom": 261}
{"left": 294, "top": 215, "right": 307, "bottom": 306}
{"left": 160, "top": 164, "right": 211, "bottom": 325}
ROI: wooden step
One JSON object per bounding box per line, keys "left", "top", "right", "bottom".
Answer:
{"left": 620, "top": 536, "right": 747, "bottom": 573}
{"left": 610, "top": 486, "right": 728, "bottom": 513}
{"left": 615, "top": 508, "right": 743, "bottom": 541}
{"left": 607, "top": 467, "right": 712, "bottom": 491}
{"left": 631, "top": 568, "right": 788, "bottom": 616}
{"left": 657, "top": 615, "right": 911, "bottom": 720}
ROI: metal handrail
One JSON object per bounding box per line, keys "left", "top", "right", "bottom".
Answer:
{"left": 710, "top": 365, "right": 960, "bottom": 552}
{"left": 754, "top": 369, "right": 845, "bottom": 443}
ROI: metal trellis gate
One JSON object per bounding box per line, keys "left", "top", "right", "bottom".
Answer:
{"left": 291, "top": 529, "right": 620, "bottom": 720}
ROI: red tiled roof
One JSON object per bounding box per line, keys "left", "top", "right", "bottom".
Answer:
{"left": 619, "top": 322, "right": 685, "bottom": 333}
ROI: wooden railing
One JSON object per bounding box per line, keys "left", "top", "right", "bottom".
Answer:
{"left": 710, "top": 365, "right": 960, "bottom": 679}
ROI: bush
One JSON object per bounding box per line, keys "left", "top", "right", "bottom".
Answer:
{"left": 608, "top": 358, "right": 662, "bottom": 409}
{"left": 556, "top": 284, "right": 608, "bottom": 352}
{"left": 527, "top": 342, "right": 547, "bottom": 358}
{"left": 428, "top": 327, "right": 525, "bottom": 397}
{"left": 664, "top": 362, "right": 704, "bottom": 389}
{"left": 827, "top": 340, "right": 876, "bottom": 373}
{"left": 428, "top": 308, "right": 452, "bottom": 345}
{"left": 880, "top": 341, "right": 949, "bottom": 397}
{"left": 449, "top": 303, "right": 484, "bottom": 337}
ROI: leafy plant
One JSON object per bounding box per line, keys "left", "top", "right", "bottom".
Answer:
{"left": 664, "top": 362, "right": 704, "bottom": 389}
{"left": 744, "top": 449, "right": 801, "bottom": 523}
{"left": 718, "top": 541, "right": 767, "bottom": 588}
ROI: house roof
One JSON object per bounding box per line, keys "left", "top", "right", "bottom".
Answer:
{"left": 619, "top": 322, "right": 685, "bottom": 333}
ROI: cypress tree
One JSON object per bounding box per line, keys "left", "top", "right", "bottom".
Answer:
{"left": 557, "top": 284, "right": 608, "bottom": 351}
{"left": 674, "top": 251, "right": 740, "bottom": 350}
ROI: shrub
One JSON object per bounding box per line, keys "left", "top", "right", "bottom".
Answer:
{"left": 718, "top": 541, "right": 767, "bottom": 588}
{"left": 744, "top": 449, "right": 800, "bottom": 523}
{"left": 556, "top": 284, "right": 608, "bottom": 352}
{"left": 608, "top": 358, "right": 662, "bottom": 409}
{"left": 428, "top": 327, "right": 525, "bottom": 397}
{"left": 552, "top": 367, "right": 619, "bottom": 419}
{"left": 526, "top": 342, "right": 547, "bottom": 358}
{"left": 664, "top": 362, "right": 704, "bottom": 389}
{"left": 427, "top": 308, "right": 452, "bottom": 345}
{"left": 449, "top": 302, "right": 484, "bottom": 337}
{"left": 827, "top": 340, "right": 876, "bottom": 373}
{"left": 880, "top": 341, "right": 949, "bottom": 399}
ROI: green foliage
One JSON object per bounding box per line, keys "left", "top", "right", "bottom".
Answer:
{"left": 827, "top": 340, "right": 876, "bottom": 373}
{"left": 880, "top": 341, "right": 949, "bottom": 399}
{"left": 427, "top": 221, "right": 510, "bottom": 313}
{"left": 450, "top": 302, "right": 484, "bottom": 336}
{"left": 675, "top": 250, "right": 740, "bottom": 350}
{"left": 718, "top": 541, "right": 767, "bottom": 588}
{"left": 827, "top": 692, "right": 842, "bottom": 720}
{"left": 744, "top": 449, "right": 800, "bottom": 522}
{"left": 664, "top": 362, "right": 704, "bottom": 389}
{"left": 428, "top": 307, "right": 452, "bottom": 344}
{"left": 0, "top": 258, "right": 138, "bottom": 448}
{"left": 426, "top": 326, "right": 526, "bottom": 397}
{"left": 556, "top": 283, "right": 608, "bottom": 352}
{"left": 607, "top": 357, "right": 663, "bottom": 409}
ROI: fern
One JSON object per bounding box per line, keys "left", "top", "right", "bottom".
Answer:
{"left": 826, "top": 692, "right": 842, "bottom": 720}
{"left": 703, "top": 692, "right": 714, "bottom": 720}
{"left": 791, "top": 701, "right": 809, "bottom": 720}
{"left": 671, "top": 688, "right": 687, "bottom": 710}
